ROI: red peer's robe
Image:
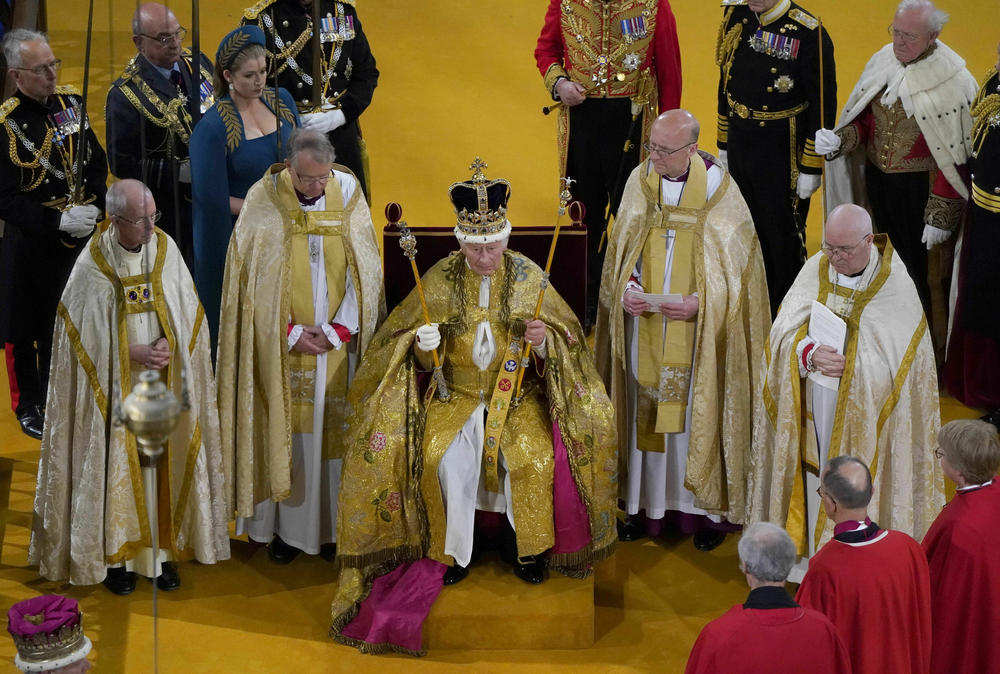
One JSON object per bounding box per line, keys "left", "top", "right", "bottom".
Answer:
{"left": 797, "top": 528, "right": 931, "bottom": 674}
{"left": 922, "top": 479, "right": 1000, "bottom": 674}
{"left": 686, "top": 586, "right": 852, "bottom": 674}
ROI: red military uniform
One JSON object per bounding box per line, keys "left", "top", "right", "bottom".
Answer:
{"left": 534, "top": 0, "right": 681, "bottom": 327}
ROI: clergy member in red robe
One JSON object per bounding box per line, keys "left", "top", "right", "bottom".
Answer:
{"left": 797, "top": 456, "right": 931, "bottom": 674}
{"left": 923, "top": 419, "right": 1000, "bottom": 674}
{"left": 686, "top": 522, "right": 851, "bottom": 674}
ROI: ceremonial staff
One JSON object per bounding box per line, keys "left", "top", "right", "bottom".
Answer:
{"left": 190, "top": 0, "right": 202, "bottom": 124}
{"left": 512, "top": 180, "right": 582, "bottom": 401}
{"left": 311, "top": 0, "right": 322, "bottom": 109}
{"left": 817, "top": 15, "right": 827, "bottom": 231}
{"left": 542, "top": 73, "right": 625, "bottom": 115}
{"left": 386, "top": 202, "right": 451, "bottom": 401}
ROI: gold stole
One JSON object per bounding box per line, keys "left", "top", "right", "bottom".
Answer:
{"left": 635, "top": 157, "right": 705, "bottom": 451}
{"left": 279, "top": 170, "right": 350, "bottom": 460}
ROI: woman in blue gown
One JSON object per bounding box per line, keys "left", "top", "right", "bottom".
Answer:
{"left": 191, "top": 25, "right": 299, "bottom": 348}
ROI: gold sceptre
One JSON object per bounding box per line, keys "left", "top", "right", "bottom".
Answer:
{"left": 543, "top": 73, "right": 626, "bottom": 115}
{"left": 386, "top": 202, "right": 450, "bottom": 401}
{"left": 512, "top": 180, "right": 582, "bottom": 402}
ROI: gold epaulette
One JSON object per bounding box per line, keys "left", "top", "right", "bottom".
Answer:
{"left": 0, "top": 96, "right": 19, "bottom": 123}
{"left": 720, "top": 0, "right": 747, "bottom": 5}
{"left": 55, "top": 85, "right": 79, "bottom": 96}
{"left": 788, "top": 8, "right": 819, "bottom": 30}
{"left": 340, "top": 0, "right": 356, "bottom": 7}
{"left": 243, "top": 0, "right": 276, "bottom": 20}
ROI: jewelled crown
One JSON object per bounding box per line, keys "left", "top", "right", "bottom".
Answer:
{"left": 8, "top": 595, "right": 91, "bottom": 671}
{"left": 449, "top": 157, "right": 512, "bottom": 244}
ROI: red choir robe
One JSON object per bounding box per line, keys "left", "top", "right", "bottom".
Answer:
{"left": 686, "top": 586, "right": 852, "bottom": 674}
{"left": 922, "top": 479, "right": 1000, "bottom": 674}
{"left": 797, "top": 526, "right": 931, "bottom": 674}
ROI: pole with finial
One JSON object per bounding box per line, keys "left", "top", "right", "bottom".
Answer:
{"left": 386, "top": 202, "right": 450, "bottom": 401}
{"left": 512, "top": 179, "right": 583, "bottom": 401}
{"left": 817, "top": 15, "right": 827, "bottom": 234}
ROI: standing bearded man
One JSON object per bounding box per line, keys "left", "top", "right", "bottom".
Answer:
{"left": 534, "top": 0, "right": 682, "bottom": 329}
{"left": 816, "top": 0, "right": 977, "bottom": 357}
{"left": 596, "top": 109, "right": 769, "bottom": 551}
{"left": 216, "top": 128, "right": 383, "bottom": 564}
{"left": 106, "top": 2, "right": 214, "bottom": 263}
{"left": 748, "top": 203, "right": 942, "bottom": 582}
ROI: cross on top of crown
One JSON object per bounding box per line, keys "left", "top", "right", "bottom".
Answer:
{"left": 469, "top": 157, "right": 488, "bottom": 183}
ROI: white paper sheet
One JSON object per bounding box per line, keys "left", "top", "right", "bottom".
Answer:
{"left": 807, "top": 300, "right": 847, "bottom": 390}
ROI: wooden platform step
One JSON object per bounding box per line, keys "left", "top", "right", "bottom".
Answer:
{"left": 424, "top": 557, "right": 595, "bottom": 650}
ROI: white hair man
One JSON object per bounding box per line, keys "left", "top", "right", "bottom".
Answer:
{"left": 815, "top": 0, "right": 977, "bottom": 356}
{"left": 686, "top": 522, "right": 850, "bottom": 673}
{"left": 29, "top": 179, "right": 230, "bottom": 595}
{"left": 329, "top": 159, "right": 617, "bottom": 654}
{"left": 595, "top": 109, "right": 770, "bottom": 551}
{"left": 216, "top": 128, "right": 384, "bottom": 566}
{"left": 748, "top": 203, "right": 943, "bottom": 582}
{"left": 0, "top": 29, "right": 108, "bottom": 440}
{"left": 797, "top": 455, "right": 932, "bottom": 674}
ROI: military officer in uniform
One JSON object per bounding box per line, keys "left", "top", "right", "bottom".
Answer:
{"left": 534, "top": 0, "right": 682, "bottom": 329}
{"left": 241, "top": 0, "right": 378, "bottom": 200}
{"left": 0, "top": 29, "right": 107, "bottom": 439}
{"left": 106, "top": 2, "right": 213, "bottom": 263}
{"left": 716, "top": 0, "right": 836, "bottom": 314}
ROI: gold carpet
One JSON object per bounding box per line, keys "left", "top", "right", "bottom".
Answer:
{"left": 1, "top": 1, "right": 994, "bottom": 671}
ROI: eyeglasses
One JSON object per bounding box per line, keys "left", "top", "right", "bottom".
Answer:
{"left": 291, "top": 168, "right": 331, "bottom": 186}
{"left": 643, "top": 141, "right": 694, "bottom": 157}
{"left": 116, "top": 211, "right": 162, "bottom": 227}
{"left": 138, "top": 27, "right": 187, "bottom": 46}
{"left": 888, "top": 26, "right": 925, "bottom": 43}
{"left": 933, "top": 447, "right": 945, "bottom": 459}
{"left": 821, "top": 234, "right": 871, "bottom": 257}
{"left": 13, "top": 59, "right": 61, "bottom": 76}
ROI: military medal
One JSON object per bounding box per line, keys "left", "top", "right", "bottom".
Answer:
{"left": 750, "top": 29, "right": 800, "bottom": 60}
{"left": 620, "top": 16, "right": 648, "bottom": 42}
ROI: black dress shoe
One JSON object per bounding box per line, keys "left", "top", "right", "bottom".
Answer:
{"left": 103, "top": 567, "right": 137, "bottom": 595}
{"left": 980, "top": 409, "right": 1000, "bottom": 429}
{"left": 156, "top": 561, "right": 180, "bottom": 591}
{"left": 16, "top": 407, "right": 43, "bottom": 440}
{"left": 267, "top": 536, "right": 300, "bottom": 564}
{"left": 512, "top": 556, "right": 545, "bottom": 585}
{"left": 617, "top": 516, "right": 646, "bottom": 542}
{"left": 319, "top": 543, "right": 337, "bottom": 562}
{"left": 442, "top": 563, "right": 469, "bottom": 585}
{"left": 693, "top": 530, "right": 727, "bottom": 552}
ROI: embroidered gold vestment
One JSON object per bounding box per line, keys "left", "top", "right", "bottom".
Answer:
{"left": 595, "top": 155, "right": 769, "bottom": 522}
{"left": 748, "top": 236, "right": 944, "bottom": 554}
{"left": 29, "top": 226, "right": 230, "bottom": 585}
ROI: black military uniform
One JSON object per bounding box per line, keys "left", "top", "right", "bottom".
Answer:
{"left": 0, "top": 86, "right": 108, "bottom": 429}
{"left": 944, "top": 68, "right": 1000, "bottom": 411}
{"left": 105, "top": 49, "right": 213, "bottom": 263}
{"left": 716, "top": 0, "right": 835, "bottom": 314}
{"left": 242, "top": 0, "right": 378, "bottom": 199}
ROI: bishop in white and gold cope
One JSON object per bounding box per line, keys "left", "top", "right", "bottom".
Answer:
{"left": 29, "top": 179, "right": 230, "bottom": 596}
{"left": 216, "top": 128, "right": 383, "bottom": 565}
{"left": 595, "top": 109, "right": 769, "bottom": 552}
{"left": 748, "top": 203, "right": 943, "bottom": 582}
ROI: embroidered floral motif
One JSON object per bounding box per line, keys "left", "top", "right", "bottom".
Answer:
{"left": 370, "top": 489, "right": 400, "bottom": 522}
{"left": 657, "top": 365, "right": 693, "bottom": 403}
{"left": 363, "top": 431, "right": 386, "bottom": 463}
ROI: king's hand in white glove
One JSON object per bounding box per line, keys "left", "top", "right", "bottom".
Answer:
{"left": 59, "top": 204, "right": 100, "bottom": 238}
{"left": 814, "top": 128, "right": 841, "bottom": 156}
{"left": 415, "top": 323, "right": 441, "bottom": 352}
{"left": 796, "top": 173, "right": 822, "bottom": 200}
{"left": 921, "top": 224, "right": 952, "bottom": 249}
{"left": 717, "top": 149, "right": 728, "bottom": 170}
{"left": 301, "top": 109, "right": 346, "bottom": 134}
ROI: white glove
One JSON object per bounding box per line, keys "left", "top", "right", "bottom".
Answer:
{"left": 415, "top": 323, "right": 441, "bottom": 352}
{"left": 814, "top": 128, "right": 841, "bottom": 155}
{"left": 177, "top": 158, "right": 192, "bottom": 184}
{"left": 717, "top": 149, "right": 728, "bottom": 169}
{"left": 59, "top": 204, "right": 100, "bottom": 238}
{"left": 796, "top": 173, "right": 822, "bottom": 200}
{"left": 921, "top": 224, "right": 952, "bottom": 249}
{"left": 301, "top": 109, "right": 346, "bottom": 134}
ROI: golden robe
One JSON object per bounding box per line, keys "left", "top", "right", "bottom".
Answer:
{"left": 29, "top": 226, "right": 229, "bottom": 586}
{"left": 216, "top": 164, "right": 384, "bottom": 517}
{"left": 748, "top": 235, "right": 944, "bottom": 554}
{"left": 332, "top": 251, "right": 618, "bottom": 638}
{"left": 595, "top": 158, "right": 769, "bottom": 523}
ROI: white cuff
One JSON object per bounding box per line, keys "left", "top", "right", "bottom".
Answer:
{"left": 321, "top": 323, "right": 344, "bottom": 350}
{"left": 287, "top": 325, "right": 304, "bottom": 351}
